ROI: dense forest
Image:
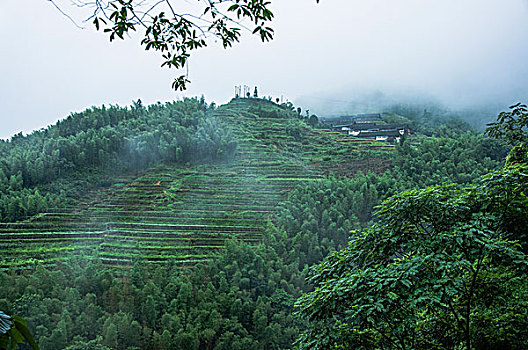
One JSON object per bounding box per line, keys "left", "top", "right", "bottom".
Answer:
{"left": 0, "top": 98, "right": 236, "bottom": 222}
{"left": 1, "top": 98, "right": 526, "bottom": 350}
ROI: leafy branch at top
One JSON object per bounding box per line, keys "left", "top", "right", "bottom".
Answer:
{"left": 74, "top": 0, "right": 279, "bottom": 91}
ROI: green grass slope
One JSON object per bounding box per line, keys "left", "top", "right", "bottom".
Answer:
{"left": 0, "top": 98, "right": 395, "bottom": 270}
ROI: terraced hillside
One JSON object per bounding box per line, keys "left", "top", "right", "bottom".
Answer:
{"left": 0, "top": 98, "right": 395, "bottom": 270}
{"left": 219, "top": 98, "right": 394, "bottom": 175}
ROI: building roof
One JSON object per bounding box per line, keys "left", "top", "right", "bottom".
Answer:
{"left": 356, "top": 113, "right": 382, "bottom": 118}
{"left": 333, "top": 123, "right": 409, "bottom": 131}
{"left": 356, "top": 130, "right": 402, "bottom": 138}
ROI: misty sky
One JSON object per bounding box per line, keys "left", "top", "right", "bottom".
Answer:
{"left": 1, "top": 0, "right": 528, "bottom": 138}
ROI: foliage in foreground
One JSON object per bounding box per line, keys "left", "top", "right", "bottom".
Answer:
{"left": 296, "top": 164, "right": 528, "bottom": 349}
{"left": 0, "top": 311, "right": 38, "bottom": 350}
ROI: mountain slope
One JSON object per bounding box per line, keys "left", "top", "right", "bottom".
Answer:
{"left": 0, "top": 98, "right": 394, "bottom": 269}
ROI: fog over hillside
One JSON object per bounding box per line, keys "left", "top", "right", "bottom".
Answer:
{"left": 1, "top": 0, "right": 528, "bottom": 344}
{"left": 1, "top": 0, "right": 528, "bottom": 138}
{"left": 295, "top": 89, "right": 509, "bottom": 130}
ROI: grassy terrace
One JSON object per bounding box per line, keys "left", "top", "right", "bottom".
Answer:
{"left": 1, "top": 98, "right": 395, "bottom": 270}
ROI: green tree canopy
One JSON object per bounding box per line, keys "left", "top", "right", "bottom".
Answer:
{"left": 486, "top": 103, "right": 528, "bottom": 165}
{"left": 295, "top": 165, "right": 528, "bottom": 349}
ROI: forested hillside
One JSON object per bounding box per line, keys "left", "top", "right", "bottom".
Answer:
{"left": 0, "top": 97, "right": 517, "bottom": 349}
{"left": 0, "top": 98, "right": 235, "bottom": 222}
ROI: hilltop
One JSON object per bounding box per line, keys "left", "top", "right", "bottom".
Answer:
{"left": 0, "top": 98, "right": 396, "bottom": 270}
